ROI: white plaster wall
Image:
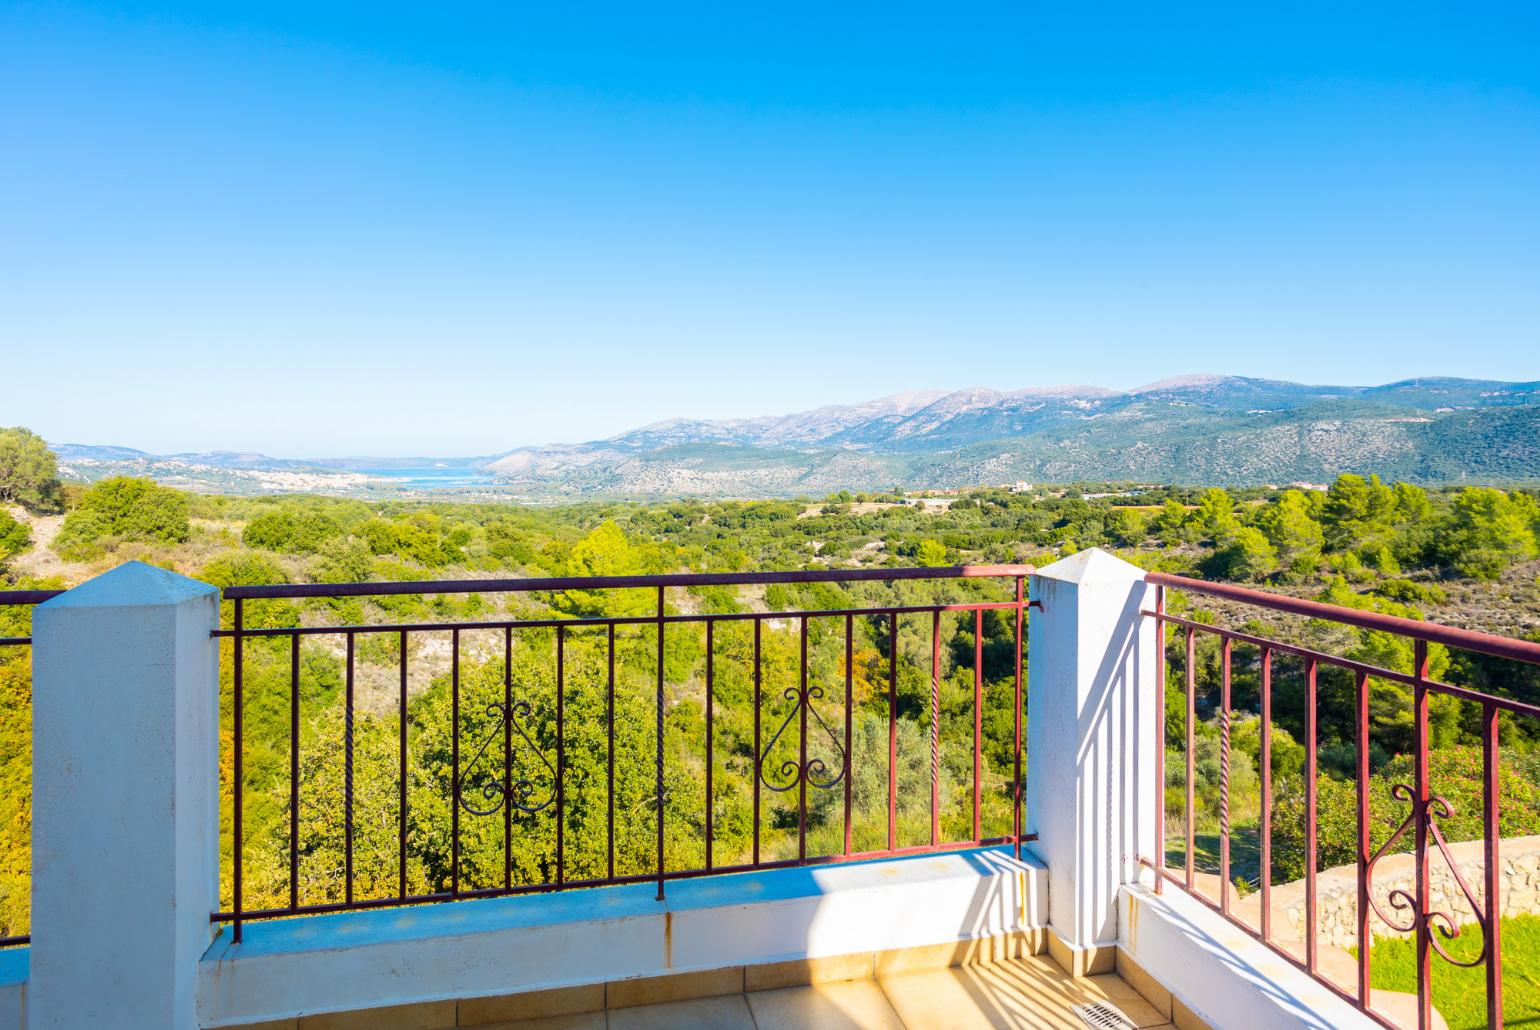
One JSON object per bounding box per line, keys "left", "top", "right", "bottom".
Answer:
{"left": 198, "top": 848, "right": 1047, "bottom": 1028}
{"left": 1026, "top": 549, "right": 1157, "bottom": 950}
{"left": 0, "top": 978, "right": 21, "bottom": 1030}
{"left": 30, "top": 564, "right": 220, "bottom": 1030}
{"left": 1119, "top": 885, "right": 1381, "bottom": 1030}
{"left": 0, "top": 947, "right": 23, "bottom": 1029}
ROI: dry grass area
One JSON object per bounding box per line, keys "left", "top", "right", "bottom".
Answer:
{"left": 1439, "top": 559, "right": 1540, "bottom": 639}
{"left": 3, "top": 508, "right": 75, "bottom": 582}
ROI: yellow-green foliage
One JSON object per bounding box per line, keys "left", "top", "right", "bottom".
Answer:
{"left": 3, "top": 473, "right": 1539, "bottom": 935}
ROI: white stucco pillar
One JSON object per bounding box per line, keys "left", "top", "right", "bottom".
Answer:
{"left": 1025, "top": 548, "right": 1158, "bottom": 968}
{"left": 30, "top": 561, "right": 220, "bottom": 1030}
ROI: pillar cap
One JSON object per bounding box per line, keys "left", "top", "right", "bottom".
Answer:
{"left": 1034, "top": 547, "right": 1146, "bottom": 586}
{"left": 39, "top": 560, "right": 218, "bottom": 610}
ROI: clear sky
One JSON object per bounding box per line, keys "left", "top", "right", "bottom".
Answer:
{"left": 3, "top": 3, "right": 1537, "bottom": 456}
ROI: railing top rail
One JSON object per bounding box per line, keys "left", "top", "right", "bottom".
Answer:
{"left": 1146, "top": 569, "right": 1540, "bottom": 666}
{"left": 0, "top": 589, "right": 65, "bottom": 606}
{"left": 220, "top": 563, "right": 1036, "bottom": 601}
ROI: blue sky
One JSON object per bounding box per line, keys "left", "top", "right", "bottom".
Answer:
{"left": 3, "top": 3, "right": 1537, "bottom": 456}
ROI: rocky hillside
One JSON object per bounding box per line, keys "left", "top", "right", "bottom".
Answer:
{"left": 482, "top": 376, "right": 1540, "bottom": 495}
{"left": 51, "top": 375, "right": 1540, "bottom": 497}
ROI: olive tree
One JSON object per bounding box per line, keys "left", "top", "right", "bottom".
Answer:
{"left": 0, "top": 427, "right": 62, "bottom": 513}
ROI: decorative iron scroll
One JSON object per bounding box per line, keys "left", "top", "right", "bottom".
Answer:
{"left": 759, "top": 685, "right": 847, "bottom": 793}
{"left": 1365, "top": 783, "right": 1489, "bottom": 968}
{"left": 456, "top": 701, "right": 556, "bottom": 817}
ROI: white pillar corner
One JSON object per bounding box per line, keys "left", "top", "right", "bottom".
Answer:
{"left": 1025, "top": 548, "right": 1158, "bottom": 961}
{"left": 29, "top": 561, "right": 220, "bottom": 1030}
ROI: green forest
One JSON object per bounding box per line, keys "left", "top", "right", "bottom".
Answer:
{"left": 4, "top": 424, "right": 1540, "bottom": 938}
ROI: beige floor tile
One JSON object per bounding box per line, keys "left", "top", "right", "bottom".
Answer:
{"left": 606, "top": 994, "right": 756, "bottom": 1030}
{"left": 748, "top": 981, "right": 906, "bottom": 1030}
{"left": 606, "top": 966, "right": 743, "bottom": 1009}
{"left": 970, "top": 958, "right": 1168, "bottom": 1029}
{"left": 1076, "top": 974, "right": 1169, "bottom": 1028}
{"left": 878, "top": 968, "right": 1028, "bottom": 1029}
{"left": 298, "top": 999, "right": 457, "bottom": 1030}
{"left": 1045, "top": 932, "right": 1115, "bottom": 977}
{"left": 746, "top": 950, "right": 874, "bottom": 991}
{"left": 1171, "top": 995, "right": 1215, "bottom": 1030}
{"left": 1115, "top": 951, "right": 1173, "bottom": 1020}
{"left": 466, "top": 1015, "right": 606, "bottom": 1030}
{"left": 459, "top": 984, "right": 605, "bottom": 1024}
{"left": 879, "top": 957, "right": 1169, "bottom": 1030}
{"left": 874, "top": 940, "right": 970, "bottom": 977}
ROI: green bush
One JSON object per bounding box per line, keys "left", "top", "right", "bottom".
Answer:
{"left": 52, "top": 476, "right": 190, "bottom": 560}
{"left": 1271, "top": 745, "right": 1540, "bottom": 883}
{"left": 199, "top": 551, "right": 298, "bottom": 630}
{"left": 1434, "top": 487, "right": 1539, "bottom": 580}
{"left": 0, "top": 511, "right": 29, "bottom": 567}
{"left": 1202, "top": 526, "right": 1277, "bottom": 581}
{"left": 242, "top": 509, "right": 343, "bottom": 554}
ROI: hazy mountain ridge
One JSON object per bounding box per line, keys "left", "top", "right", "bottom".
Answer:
{"left": 50, "top": 375, "right": 1540, "bottom": 496}
{"left": 484, "top": 376, "right": 1540, "bottom": 493}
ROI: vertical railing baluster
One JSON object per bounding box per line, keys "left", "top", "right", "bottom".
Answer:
{"left": 1154, "top": 586, "right": 1165, "bottom": 892}
{"left": 655, "top": 586, "right": 665, "bottom": 900}
{"left": 344, "top": 631, "right": 355, "bottom": 905}
{"left": 1220, "top": 636, "right": 1231, "bottom": 915}
{"left": 1185, "top": 626, "right": 1196, "bottom": 891}
{"left": 888, "top": 611, "right": 898, "bottom": 854}
{"left": 232, "top": 598, "right": 244, "bottom": 944}
{"left": 753, "top": 617, "right": 762, "bottom": 867}
{"left": 1413, "top": 640, "right": 1430, "bottom": 1030}
{"left": 606, "top": 623, "right": 615, "bottom": 882}
{"left": 706, "top": 619, "right": 715, "bottom": 871}
{"left": 1355, "top": 668, "right": 1370, "bottom": 1008}
{"left": 1483, "top": 700, "right": 1503, "bottom": 1029}
{"left": 451, "top": 628, "right": 460, "bottom": 896}
{"left": 798, "top": 616, "right": 809, "bottom": 863}
{"left": 399, "top": 630, "right": 408, "bottom": 900}
{"left": 202, "top": 566, "right": 1093, "bottom": 931}
{"left": 1014, "top": 576, "right": 1024, "bottom": 861}
{"left": 556, "top": 624, "right": 565, "bottom": 887}
{"left": 843, "top": 614, "right": 853, "bottom": 857}
{"left": 1305, "top": 656, "right": 1319, "bottom": 976}
{"left": 503, "top": 626, "right": 512, "bottom": 891}
{"left": 1260, "top": 646, "right": 1272, "bottom": 940}
{"left": 973, "top": 608, "right": 982, "bottom": 843}
{"left": 930, "top": 608, "right": 940, "bottom": 848}
{"left": 289, "top": 634, "right": 300, "bottom": 912}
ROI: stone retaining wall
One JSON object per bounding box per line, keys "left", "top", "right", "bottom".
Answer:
{"left": 1274, "top": 835, "right": 1540, "bottom": 950}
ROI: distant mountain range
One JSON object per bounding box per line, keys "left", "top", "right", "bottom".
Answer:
{"left": 52, "top": 375, "right": 1540, "bottom": 497}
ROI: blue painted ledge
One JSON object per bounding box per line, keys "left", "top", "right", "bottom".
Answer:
{"left": 0, "top": 947, "right": 25, "bottom": 987}
{"left": 203, "top": 845, "right": 1036, "bottom": 963}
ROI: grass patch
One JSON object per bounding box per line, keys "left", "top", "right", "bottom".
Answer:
{"left": 1165, "top": 825, "right": 1263, "bottom": 886}
{"left": 1362, "top": 913, "right": 1540, "bottom": 1029}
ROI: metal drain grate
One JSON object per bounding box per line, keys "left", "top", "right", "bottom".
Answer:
{"left": 1071, "top": 1001, "right": 1138, "bottom": 1030}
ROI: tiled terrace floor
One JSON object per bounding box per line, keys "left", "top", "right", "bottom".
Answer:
{"left": 472, "top": 955, "right": 1180, "bottom": 1030}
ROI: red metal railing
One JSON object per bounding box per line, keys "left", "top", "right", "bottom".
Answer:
{"left": 213, "top": 565, "right": 1035, "bottom": 943}
{"left": 1144, "top": 571, "right": 1540, "bottom": 1030}
{"left": 0, "top": 588, "right": 63, "bottom": 949}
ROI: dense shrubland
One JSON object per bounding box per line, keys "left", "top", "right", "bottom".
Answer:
{"left": 3, "top": 456, "right": 1540, "bottom": 935}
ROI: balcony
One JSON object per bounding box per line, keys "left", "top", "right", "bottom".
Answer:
{"left": 2, "top": 548, "right": 1536, "bottom": 1028}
